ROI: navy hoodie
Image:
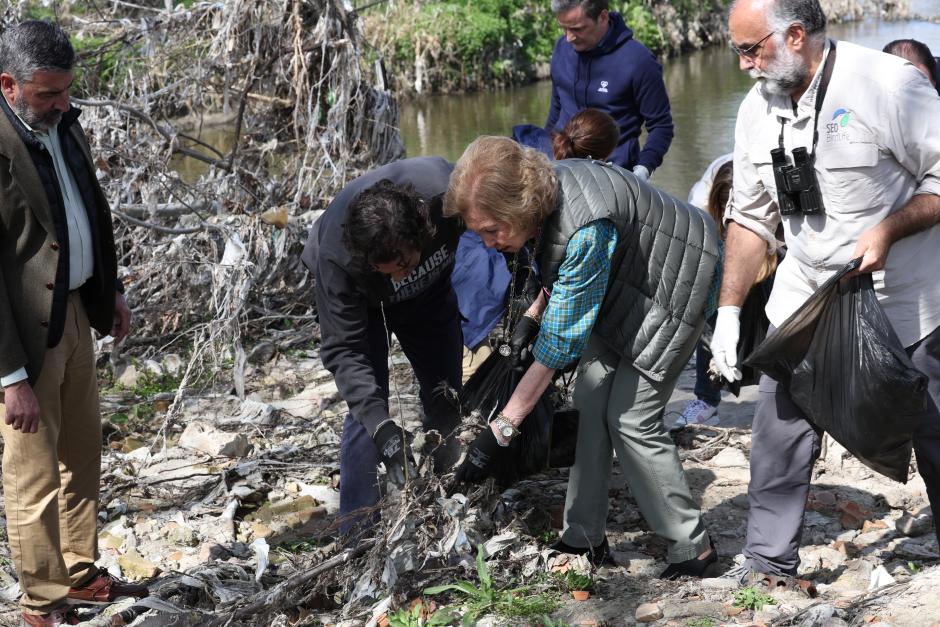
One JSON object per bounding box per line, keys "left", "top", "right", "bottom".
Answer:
{"left": 545, "top": 12, "right": 674, "bottom": 171}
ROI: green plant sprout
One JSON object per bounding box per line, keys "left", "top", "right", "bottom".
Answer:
{"left": 732, "top": 586, "right": 777, "bottom": 611}
{"left": 424, "top": 545, "right": 557, "bottom": 624}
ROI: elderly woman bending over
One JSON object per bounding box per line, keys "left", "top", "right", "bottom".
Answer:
{"left": 444, "top": 136, "right": 720, "bottom": 578}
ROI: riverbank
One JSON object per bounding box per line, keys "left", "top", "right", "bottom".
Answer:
{"left": 362, "top": 0, "right": 912, "bottom": 96}
{"left": 3, "top": 347, "right": 936, "bottom": 625}
{"left": 398, "top": 12, "right": 940, "bottom": 202}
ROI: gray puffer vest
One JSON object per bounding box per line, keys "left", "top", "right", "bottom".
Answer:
{"left": 538, "top": 159, "right": 719, "bottom": 382}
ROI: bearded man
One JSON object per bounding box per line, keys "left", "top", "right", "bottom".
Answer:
{"left": 0, "top": 21, "right": 145, "bottom": 626}
{"left": 712, "top": 0, "right": 940, "bottom": 582}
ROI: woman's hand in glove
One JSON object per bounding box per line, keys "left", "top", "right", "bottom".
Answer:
{"left": 509, "top": 314, "right": 540, "bottom": 369}
{"left": 454, "top": 427, "right": 504, "bottom": 484}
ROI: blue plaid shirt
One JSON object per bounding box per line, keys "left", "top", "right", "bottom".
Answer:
{"left": 533, "top": 220, "right": 618, "bottom": 369}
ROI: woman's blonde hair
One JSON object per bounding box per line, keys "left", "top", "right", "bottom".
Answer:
{"left": 444, "top": 136, "right": 558, "bottom": 235}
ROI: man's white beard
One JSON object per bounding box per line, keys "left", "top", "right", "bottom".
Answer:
{"left": 750, "top": 42, "right": 809, "bottom": 97}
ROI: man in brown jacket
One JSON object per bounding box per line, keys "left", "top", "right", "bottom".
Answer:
{"left": 0, "top": 21, "right": 146, "bottom": 626}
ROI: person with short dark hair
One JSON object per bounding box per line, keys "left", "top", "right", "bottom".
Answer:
{"left": 883, "top": 38, "right": 939, "bottom": 95}
{"left": 715, "top": 0, "right": 940, "bottom": 583}
{"left": 0, "top": 20, "right": 147, "bottom": 626}
{"left": 300, "top": 158, "right": 464, "bottom": 541}
{"left": 545, "top": 0, "right": 674, "bottom": 180}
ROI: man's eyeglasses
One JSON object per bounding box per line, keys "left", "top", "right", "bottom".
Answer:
{"left": 730, "top": 31, "right": 776, "bottom": 59}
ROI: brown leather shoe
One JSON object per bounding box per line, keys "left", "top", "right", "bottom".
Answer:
{"left": 20, "top": 607, "right": 79, "bottom": 626}
{"left": 67, "top": 572, "right": 149, "bottom": 605}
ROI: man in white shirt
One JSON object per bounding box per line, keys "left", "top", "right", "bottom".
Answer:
{"left": 712, "top": 0, "right": 940, "bottom": 580}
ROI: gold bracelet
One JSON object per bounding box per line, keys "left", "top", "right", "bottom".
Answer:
{"left": 524, "top": 312, "right": 542, "bottom": 325}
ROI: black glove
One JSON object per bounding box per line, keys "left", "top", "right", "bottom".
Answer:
{"left": 509, "top": 314, "right": 540, "bottom": 369}
{"left": 522, "top": 267, "right": 541, "bottom": 303}
{"left": 454, "top": 427, "right": 504, "bottom": 484}
{"left": 372, "top": 421, "right": 415, "bottom": 488}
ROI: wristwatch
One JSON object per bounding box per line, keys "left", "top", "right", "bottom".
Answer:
{"left": 493, "top": 414, "right": 521, "bottom": 446}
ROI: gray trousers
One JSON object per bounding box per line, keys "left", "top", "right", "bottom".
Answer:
{"left": 744, "top": 324, "right": 940, "bottom": 576}
{"left": 562, "top": 334, "right": 711, "bottom": 563}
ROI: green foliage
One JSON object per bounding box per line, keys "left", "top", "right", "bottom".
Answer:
{"left": 500, "top": 592, "right": 557, "bottom": 619}
{"left": 732, "top": 586, "right": 777, "bottom": 611}
{"left": 363, "top": 0, "right": 695, "bottom": 92}
{"left": 386, "top": 606, "right": 419, "bottom": 627}
{"left": 107, "top": 402, "right": 155, "bottom": 429}
{"left": 424, "top": 545, "right": 558, "bottom": 623}
{"left": 908, "top": 561, "right": 922, "bottom": 574}
{"left": 386, "top": 602, "right": 456, "bottom": 626}
{"left": 365, "top": 0, "right": 557, "bottom": 93}
{"left": 22, "top": 3, "right": 58, "bottom": 21}
{"left": 364, "top": 0, "right": 729, "bottom": 92}
{"left": 507, "top": 2, "right": 559, "bottom": 65}
{"left": 104, "top": 363, "right": 180, "bottom": 429}
{"left": 616, "top": 1, "right": 666, "bottom": 54}
{"left": 564, "top": 570, "right": 594, "bottom": 592}
{"left": 687, "top": 618, "right": 717, "bottom": 627}
{"left": 128, "top": 367, "right": 182, "bottom": 397}
{"left": 669, "top": 0, "right": 733, "bottom": 17}
{"left": 424, "top": 545, "right": 502, "bottom": 606}
{"left": 538, "top": 530, "right": 556, "bottom": 545}
{"left": 71, "top": 34, "right": 144, "bottom": 95}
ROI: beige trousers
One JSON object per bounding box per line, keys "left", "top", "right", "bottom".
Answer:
{"left": 0, "top": 293, "right": 101, "bottom": 613}
{"left": 461, "top": 343, "right": 493, "bottom": 385}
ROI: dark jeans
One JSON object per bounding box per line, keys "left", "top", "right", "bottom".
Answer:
{"left": 694, "top": 341, "right": 722, "bottom": 406}
{"left": 694, "top": 312, "right": 721, "bottom": 406}
{"left": 743, "top": 324, "right": 940, "bottom": 575}
{"left": 338, "top": 283, "right": 463, "bottom": 538}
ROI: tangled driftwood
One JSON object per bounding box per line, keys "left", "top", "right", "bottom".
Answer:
{"left": 17, "top": 0, "right": 404, "bottom": 405}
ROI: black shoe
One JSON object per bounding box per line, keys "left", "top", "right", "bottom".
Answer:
{"left": 659, "top": 538, "right": 719, "bottom": 580}
{"left": 550, "top": 537, "right": 616, "bottom": 567}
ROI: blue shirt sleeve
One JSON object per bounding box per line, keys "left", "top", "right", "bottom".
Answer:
{"left": 533, "top": 220, "right": 618, "bottom": 369}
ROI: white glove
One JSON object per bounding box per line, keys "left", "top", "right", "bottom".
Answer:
{"left": 710, "top": 306, "right": 742, "bottom": 383}
{"left": 632, "top": 164, "right": 650, "bottom": 182}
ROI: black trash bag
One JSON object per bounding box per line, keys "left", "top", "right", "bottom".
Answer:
{"left": 455, "top": 348, "right": 574, "bottom": 486}
{"left": 701, "top": 272, "right": 775, "bottom": 396}
{"left": 548, "top": 408, "right": 579, "bottom": 469}
{"left": 744, "top": 258, "right": 928, "bottom": 483}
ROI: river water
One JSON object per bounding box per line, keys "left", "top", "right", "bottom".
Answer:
{"left": 399, "top": 12, "right": 940, "bottom": 201}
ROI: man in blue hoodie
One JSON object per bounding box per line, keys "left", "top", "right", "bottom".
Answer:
{"left": 546, "top": 0, "right": 674, "bottom": 180}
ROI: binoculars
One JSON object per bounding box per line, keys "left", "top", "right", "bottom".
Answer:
{"left": 771, "top": 146, "right": 825, "bottom": 216}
